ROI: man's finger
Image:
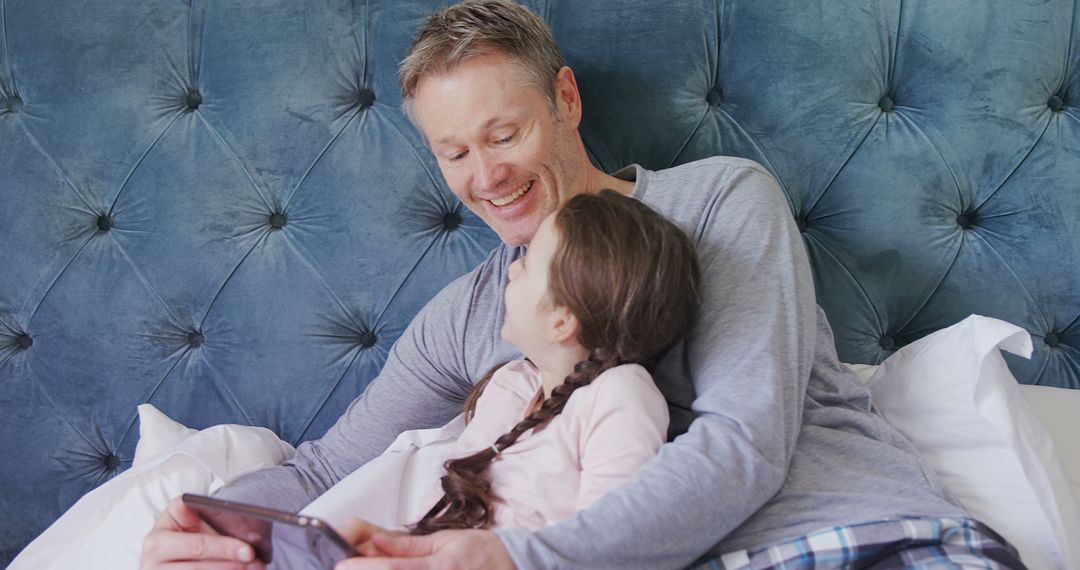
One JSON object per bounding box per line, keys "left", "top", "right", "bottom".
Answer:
{"left": 337, "top": 518, "right": 386, "bottom": 545}
{"left": 370, "top": 533, "right": 436, "bottom": 557}
{"left": 333, "top": 534, "right": 439, "bottom": 570}
{"left": 355, "top": 539, "right": 386, "bottom": 557}
{"left": 142, "top": 529, "right": 256, "bottom": 564}
{"left": 152, "top": 496, "right": 227, "bottom": 537}
{"left": 153, "top": 563, "right": 264, "bottom": 570}
{"left": 336, "top": 557, "right": 432, "bottom": 570}
{"left": 153, "top": 497, "right": 199, "bottom": 531}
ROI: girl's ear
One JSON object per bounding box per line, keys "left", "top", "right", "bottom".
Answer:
{"left": 547, "top": 304, "right": 580, "bottom": 344}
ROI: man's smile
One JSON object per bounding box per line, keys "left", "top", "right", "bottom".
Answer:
{"left": 489, "top": 180, "right": 535, "bottom": 207}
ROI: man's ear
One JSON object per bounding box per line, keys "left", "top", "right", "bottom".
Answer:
{"left": 547, "top": 304, "right": 580, "bottom": 344}
{"left": 553, "top": 66, "right": 582, "bottom": 128}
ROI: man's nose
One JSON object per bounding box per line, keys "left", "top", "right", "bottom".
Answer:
{"left": 474, "top": 150, "right": 509, "bottom": 193}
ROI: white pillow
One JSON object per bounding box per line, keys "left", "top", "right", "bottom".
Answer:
{"left": 131, "top": 404, "right": 197, "bottom": 464}
{"left": 845, "top": 365, "right": 1080, "bottom": 519}
{"left": 9, "top": 405, "right": 294, "bottom": 570}
{"left": 1018, "top": 384, "right": 1080, "bottom": 513}
{"left": 867, "top": 315, "right": 1080, "bottom": 570}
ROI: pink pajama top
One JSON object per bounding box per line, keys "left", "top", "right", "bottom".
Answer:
{"left": 413, "top": 359, "right": 670, "bottom": 531}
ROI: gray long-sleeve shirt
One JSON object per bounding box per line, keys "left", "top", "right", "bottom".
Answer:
{"left": 217, "top": 157, "right": 964, "bottom": 569}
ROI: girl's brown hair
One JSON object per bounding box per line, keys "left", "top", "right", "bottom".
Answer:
{"left": 411, "top": 189, "right": 702, "bottom": 535}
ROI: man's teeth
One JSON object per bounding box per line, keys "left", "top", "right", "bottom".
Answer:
{"left": 490, "top": 181, "right": 533, "bottom": 207}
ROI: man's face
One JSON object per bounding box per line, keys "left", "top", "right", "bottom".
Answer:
{"left": 412, "top": 52, "right": 583, "bottom": 246}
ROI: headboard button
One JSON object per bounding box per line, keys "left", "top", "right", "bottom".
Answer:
{"left": 1045, "top": 333, "right": 1060, "bottom": 348}
{"left": 185, "top": 90, "right": 203, "bottom": 110}
{"left": 269, "top": 212, "right": 287, "bottom": 229}
{"left": 1048, "top": 95, "right": 1065, "bottom": 112}
{"left": 15, "top": 334, "right": 33, "bottom": 350}
{"left": 706, "top": 87, "right": 723, "bottom": 107}
{"left": 879, "top": 336, "right": 895, "bottom": 351}
{"left": 358, "top": 88, "right": 376, "bottom": 108}
{"left": 103, "top": 454, "right": 121, "bottom": 471}
{"left": 5, "top": 95, "right": 23, "bottom": 113}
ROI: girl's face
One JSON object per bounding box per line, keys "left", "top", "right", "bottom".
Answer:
{"left": 501, "top": 214, "right": 562, "bottom": 358}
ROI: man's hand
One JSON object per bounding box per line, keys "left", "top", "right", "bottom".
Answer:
{"left": 337, "top": 518, "right": 406, "bottom": 557}
{"left": 334, "top": 528, "right": 514, "bottom": 570}
{"left": 140, "top": 497, "right": 262, "bottom": 570}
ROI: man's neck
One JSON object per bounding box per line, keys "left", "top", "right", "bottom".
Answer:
{"left": 583, "top": 165, "right": 636, "bottom": 196}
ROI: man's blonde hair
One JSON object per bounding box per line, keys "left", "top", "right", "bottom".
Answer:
{"left": 398, "top": 0, "right": 566, "bottom": 123}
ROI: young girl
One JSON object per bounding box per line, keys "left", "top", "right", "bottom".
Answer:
{"left": 403, "top": 188, "right": 702, "bottom": 535}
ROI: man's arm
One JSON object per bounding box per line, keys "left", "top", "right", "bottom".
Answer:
{"left": 214, "top": 264, "right": 489, "bottom": 510}
{"left": 496, "top": 165, "right": 817, "bottom": 569}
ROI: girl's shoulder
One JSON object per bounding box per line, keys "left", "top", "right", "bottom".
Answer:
{"left": 567, "top": 364, "right": 670, "bottom": 436}
{"left": 474, "top": 359, "right": 543, "bottom": 410}
{"left": 591, "top": 363, "right": 654, "bottom": 387}
{"left": 488, "top": 359, "right": 542, "bottom": 391}
{"left": 575, "top": 364, "right": 666, "bottom": 410}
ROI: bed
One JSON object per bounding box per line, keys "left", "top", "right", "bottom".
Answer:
{"left": 1, "top": 0, "right": 1077, "bottom": 568}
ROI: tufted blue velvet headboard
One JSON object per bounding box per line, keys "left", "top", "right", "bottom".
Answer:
{"left": 2, "top": 0, "right": 1078, "bottom": 564}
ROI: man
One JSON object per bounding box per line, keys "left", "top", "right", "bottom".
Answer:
{"left": 142, "top": 2, "right": 1020, "bottom": 569}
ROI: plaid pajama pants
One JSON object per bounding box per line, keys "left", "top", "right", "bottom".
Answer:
{"left": 693, "top": 517, "right": 1026, "bottom": 570}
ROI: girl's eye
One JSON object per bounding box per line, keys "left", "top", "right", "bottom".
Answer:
{"left": 495, "top": 133, "right": 515, "bottom": 144}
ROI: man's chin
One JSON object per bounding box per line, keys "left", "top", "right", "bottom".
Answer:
{"left": 493, "top": 222, "right": 540, "bottom": 247}
{"left": 494, "top": 231, "right": 525, "bottom": 247}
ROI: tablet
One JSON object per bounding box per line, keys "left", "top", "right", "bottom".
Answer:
{"left": 182, "top": 493, "right": 360, "bottom": 569}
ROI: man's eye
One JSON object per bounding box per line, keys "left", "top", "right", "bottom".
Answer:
{"left": 447, "top": 151, "right": 467, "bottom": 162}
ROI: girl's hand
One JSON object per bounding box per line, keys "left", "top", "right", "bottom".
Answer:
{"left": 337, "top": 518, "right": 407, "bottom": 557}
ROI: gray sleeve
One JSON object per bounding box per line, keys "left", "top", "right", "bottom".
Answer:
{"left": 214, "top": 265, "right": 481, "bottom": 511}
{"left": 496, "top": 166, "right": 817, "bottom": 569}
